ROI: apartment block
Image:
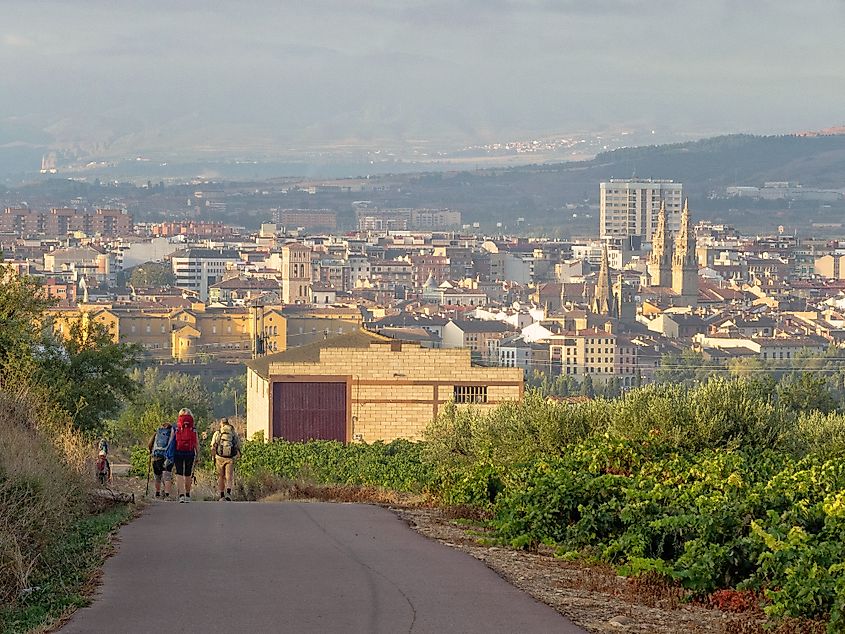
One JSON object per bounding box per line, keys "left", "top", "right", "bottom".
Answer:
{"left": 171, "top": 248, "right": 240, "bottom": 301}
{"left": 547, "top": 328, "right": 640, "bottom": 388}
{"left": 1, "top": 207, "right": 132, "bottom": 237}
{"left": 600, "top": 179, "right": 683, "bottom": 241}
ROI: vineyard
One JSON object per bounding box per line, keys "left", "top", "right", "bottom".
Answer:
{"left": 201, "top": 378, "right": 845, "bottom": 630}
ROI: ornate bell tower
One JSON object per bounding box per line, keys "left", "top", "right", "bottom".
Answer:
{"left": 671, "top": 200, "right": 698, "bottom": 305}
{"left": 648, "top": 201, "right": 672, "bottom": 288}
{"left": 592, "top": 244, "right": 612, "bottom": 316}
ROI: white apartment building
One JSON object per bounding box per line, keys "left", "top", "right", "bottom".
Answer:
{"left": 171, "top": 248, "right": 240, "bottom": 301}
{"left": 600, "top": 179, "right": 683, "bottom": 242}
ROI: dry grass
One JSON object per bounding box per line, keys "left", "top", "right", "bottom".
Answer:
{"left": 0, "top": 385, "right": 90, "bottom": 606}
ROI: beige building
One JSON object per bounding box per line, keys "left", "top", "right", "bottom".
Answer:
{"left": 546, "top": 327, "right": 640, "bottom": 388}
{"left": 245, "top": 330, "right": 523, "bottom": 443}
{"left": 693, "top": 333, "right": 826, "bottom": 361}
{"left": 815, "top": 254, "right": 845, "bottom": 280}
{"left": 49, "top": 304, "right": 286, "bottom": 361}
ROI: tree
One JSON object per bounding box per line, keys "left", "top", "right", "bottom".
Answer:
{"left": 128, "top": 262, "right": 175, "bottom": 288}
{"left": 0, "top": 266, "right": 52, "bottom": 363}
{"left": 213, "top": 375, "right": 246, "bottom": 418}
{"left": 777, "top": 373, "right": 838, "bottom": 415}
{"left": 655, "top": 350, "right": 716, "bottom": 385}
{"left": 727, "top": 356, "right": 765, "bottom": 380}
{"left": 37, "top": 319, "right": 139, "bottom": 436}
{"left": 581, "top": 374, "right": 595, "bottom": 398}
{"left": 1, "top": 267, "right": 140, "bottom": 437}
{"left": 108, "top": 368, "right": 213, "bottom": 446}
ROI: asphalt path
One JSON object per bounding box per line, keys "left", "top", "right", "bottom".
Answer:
{"left": 62, "top": 501, "right": 582, "bottom": 634}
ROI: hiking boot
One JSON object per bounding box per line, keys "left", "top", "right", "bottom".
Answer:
{"left": 225, "top": 495, "right": 231, "bottom": 501}
{"left": 185, "top": 494, "right": 191, "bottom": 503}
{"left": 155, "top": 492, "right": 160, "bottom": 498}
{"left": 179, "top": 495, "right": 186, "bottom": 503}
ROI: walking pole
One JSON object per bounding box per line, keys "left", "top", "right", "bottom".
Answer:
{"left": 145, "top": 453, "right": 152, "bottom": 497}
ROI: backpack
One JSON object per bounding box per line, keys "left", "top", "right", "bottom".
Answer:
{"left": 152, "top": 427, "right": 172, "bottom": 458}
{"left": 217, "top": 424, "right": 236, "bottom": 458}
{"left": 175, "top": 417, "right": 197, "bottom": 453}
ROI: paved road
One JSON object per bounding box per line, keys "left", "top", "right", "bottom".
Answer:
{"left": 62, "top": 502, "right": 582, "bottom": 634}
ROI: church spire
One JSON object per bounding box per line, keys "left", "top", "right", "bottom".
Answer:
{"left": 647, "top": 200, "right": 672, "bottom": 288}
{"left": 559, "top": 278, "right": 566, "bottom": 311}
{"left": 675, "top": 199, "right": 694, "bottom": 258}
{"left": 592, "top": 243, "right": 612, "bottom": 316}
{"left": 672, "top": 199, "right": 698, "bottom": 305}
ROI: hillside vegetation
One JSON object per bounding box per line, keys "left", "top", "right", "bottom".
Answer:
{"left": 0, "top": 268, "right": 138, "bottom": 632}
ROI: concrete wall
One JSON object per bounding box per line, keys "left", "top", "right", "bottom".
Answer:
{"left": 246, "top": 367, "right": 271, "bottom": 441}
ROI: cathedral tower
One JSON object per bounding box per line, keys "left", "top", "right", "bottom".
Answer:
{"left": 671, "top": 200, "right": 698, "bottom": 305}
{"left": 592, "top": 244, "right": 612, "bottom": 316}
{"left": 647, "top": 201, "right": 672, "bottom": 288}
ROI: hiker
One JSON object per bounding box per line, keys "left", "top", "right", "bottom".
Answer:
{"left": 96, "top": 450, "right": 112, "bottom": 486}
{"left": 148, "top": 422, "right": 175, "bottom": 499}
{"left": 173, "top": 408, "right": 199, "bottom": 503}
{"left": 210, "top": 417, "right": 241, "bottom": 501}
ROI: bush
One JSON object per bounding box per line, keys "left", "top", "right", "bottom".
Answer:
{"left": 421, "top": 376, "right": 845, "bottom": 629}
{"left": 238, "top": 439, "right": 434, "bottom": 493}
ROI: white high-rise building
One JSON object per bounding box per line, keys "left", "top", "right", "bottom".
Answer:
{"left": 600, "top": 179, "right": 683, "bottom": 242}
{"left": 171, "top": 248, "right": 240, "bottom": 301}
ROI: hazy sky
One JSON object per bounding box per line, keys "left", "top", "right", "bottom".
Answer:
{"left": 2, "top": 0, "right": 844, "bottom": 158}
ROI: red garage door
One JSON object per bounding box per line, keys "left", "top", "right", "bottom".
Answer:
{"left": 272, "top": 381, "right": 347, "bottom": 442}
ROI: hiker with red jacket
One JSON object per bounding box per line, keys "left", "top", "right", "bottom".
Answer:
{"left": 173, "top": 408, "right": 199, "bottom": 503}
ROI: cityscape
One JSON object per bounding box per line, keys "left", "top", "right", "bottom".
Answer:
{"left": 3, "top": 2, "right": 845, "bottom": 633}
{"left": 3, "top": 175, "right": 843, "bottom": 388}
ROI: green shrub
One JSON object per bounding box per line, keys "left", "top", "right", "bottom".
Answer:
{"left": 238, "top": 439, "right": 433, "bottom": 493}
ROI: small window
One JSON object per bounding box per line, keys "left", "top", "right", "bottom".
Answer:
{"left": 454, "top": 385, "right": 488, "bottom": 404}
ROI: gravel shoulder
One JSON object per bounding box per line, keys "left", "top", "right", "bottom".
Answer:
{"left": 393, "top": 507, "right": 757, "bottom": 634}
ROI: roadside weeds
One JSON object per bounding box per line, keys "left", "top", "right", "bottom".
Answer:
{"left": 0, "top": 503, "right": 135, "bottom": 634}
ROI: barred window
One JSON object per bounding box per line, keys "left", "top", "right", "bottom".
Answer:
{"left": 454, "top": 385, "right": 488, "bottom": 404}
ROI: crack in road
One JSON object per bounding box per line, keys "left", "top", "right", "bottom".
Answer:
{"left": 297, "top": 503, "right": 418, "bottom": 633}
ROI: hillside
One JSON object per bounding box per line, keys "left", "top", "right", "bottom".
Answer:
{"left": 5, "top": 132, "right": 845, "bottom": 235}
{"left": 583, "top": 133, "right": 845, "bottom": 192}
{"left": 379, "top": 133, "right": 845, "bottom": 232}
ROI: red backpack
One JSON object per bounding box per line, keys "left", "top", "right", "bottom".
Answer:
{"left": 175, "top": 414, "right": 197, "bottom": 452}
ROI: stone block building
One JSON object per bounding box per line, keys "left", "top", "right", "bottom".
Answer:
{"left": 245, "top": 330, "right": 523, "bottom": 443}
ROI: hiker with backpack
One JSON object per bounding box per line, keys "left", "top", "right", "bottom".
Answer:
{"left": 96, "top": 449, "right": 112, "bottom": 487}
{"left": 173, "top": 408, "right": 199, "bottom": 503}
{"left": 210, "top": 417, "right": 241, "bottom": 501}
{"left": 147, "top": 422, "right": 175, "bottom": 499}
